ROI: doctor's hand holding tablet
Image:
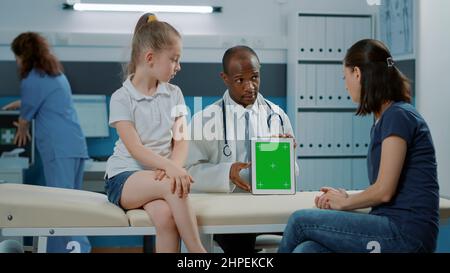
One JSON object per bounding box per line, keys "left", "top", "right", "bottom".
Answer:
{"left": 230, "top": 134, "right": 297, "bottom": 194}
{"left": 229, "top": 161, "right": 252, "bottom": 192}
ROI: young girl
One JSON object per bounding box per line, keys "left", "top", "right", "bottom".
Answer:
{"left": 105, "top": 13, "right": 206, "bottom": 253}
{"left": 278, "top": 39, "right": 439, "bottom": 253}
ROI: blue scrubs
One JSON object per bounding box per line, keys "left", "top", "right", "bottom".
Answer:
{"left": 20, "top": 69, "right": 91, "bottom": 253}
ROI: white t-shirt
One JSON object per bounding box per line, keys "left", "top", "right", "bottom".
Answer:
{"left": 106, "top": 77, "right": 187, "bottom": 178}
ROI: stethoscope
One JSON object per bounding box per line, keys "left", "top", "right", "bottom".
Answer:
{"left": 221, "top": 99, "right": 285, "bottom": 157}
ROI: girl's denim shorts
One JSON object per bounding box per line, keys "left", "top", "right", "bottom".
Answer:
{"left": 104, "top": 171, "right": 137, "bottom": 209}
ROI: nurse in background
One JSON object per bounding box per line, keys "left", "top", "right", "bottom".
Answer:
{"left": 2, "top": 32, "right": 91, "bottom": 253}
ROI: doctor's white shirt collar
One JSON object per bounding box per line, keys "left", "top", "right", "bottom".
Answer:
{"left": 223, "top": 90, "right": 260, "bottom": 118}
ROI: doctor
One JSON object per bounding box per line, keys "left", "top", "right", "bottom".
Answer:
{"left": 185, "top": 45, "right": 298, "bottom": 253}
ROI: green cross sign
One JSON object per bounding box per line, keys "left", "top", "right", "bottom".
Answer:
{"left": 0, "top": 128, "right": 16, "bottom": 145}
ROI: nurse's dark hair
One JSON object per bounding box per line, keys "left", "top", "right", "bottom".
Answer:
{"left": 344, "top": 39, "right": 411, "bottom": 116}
{"left": 222, "top": 45, "right": 260, "bottom": 74}
{"left": 11, "top": 32, "right": 63, "bottom": 79}
{"left": 126, "top": 13, "right": 181, "bottom": 77}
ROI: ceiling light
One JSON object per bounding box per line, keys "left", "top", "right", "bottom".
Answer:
{"left": 62, "top": 2, "right": 222, "bottom": 14}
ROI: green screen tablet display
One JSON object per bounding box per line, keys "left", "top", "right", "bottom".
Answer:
{"left": 251, "top": 138, "right": 296, "bottom": 195}
{"left": 254, "top": 141, "right": 292, "bottom": 190}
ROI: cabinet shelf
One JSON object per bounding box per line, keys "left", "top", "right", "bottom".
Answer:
{"left": 298, "top": 155, "right": 367, "bottom": 160}
{"left": 288, "top": 12, "right": 374, "bottom": 191}
{"left": 298, "top": 60, "right": 344, "bottom": 64}
{"left": 298, "top": 107, "right": 357, "bottom": 112}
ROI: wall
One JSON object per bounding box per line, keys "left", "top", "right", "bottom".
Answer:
{"left": 416, "top": 0, "right": 450, "bottom": 198}
{"left": 0, "top": 0, "right": 377, "bottom": 35}
{"left": 0, "top": 0, "right": 377, "bottom": 63}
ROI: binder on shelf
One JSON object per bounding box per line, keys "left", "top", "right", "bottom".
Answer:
{"left": 313, "top": 159, "right": 332, "bottom": 190}
{"left": 343, "top": 112, "right": 354, "bottom": 156}
{"left": 336, "top": 159, "right": 352, "bottom": 190}
{"left": 323, "top": 112, "right": 334, "bottom": 156}
{"left": 316, "top": 64, "right": 327, "bottom": 107}
{"left": 298, "top": 158, "right": 312, "bottom": 191}
{"left": 334, "top": 17, "right": 346, "bottom": 59}
{"left": 296, "top": 112, "right": 307, "bottom": 156}
{"left": 290, "top": 13, "right": 374, "bottom": 191}
{"left": 362, "top": 115, "right": 373, "bottom": 152}
{"left": 325, "top": 17, "right": 337, "bottom": 59}
{"left": 298, "top": 16, "right": 308, "bottom": 59}
{"left": 297, "top": 64, "right": 308, "bottom": 107}
{"left": 333, "top": 113, "right": 344, "bottom": 155}
{"left": 305, "top": 159, "right": 315, "bottom": 191}
{"left": 352, "top": 17, "right": 363, "bottom": 43}
{"left": 304, "top": 16, "right": 316, "bottom": 59}
{"left": 352, "top": 114, "right": 363, "bottom": 155}
{"left": 352, "top": 114, "right": 373, "bottom": 155}
{"left": 338, "top": 64, "right": 354, "bottom": 108}
{"left": 356, "top": 17, "right": 372, "bottom": 42}
{"left": 333, "top": 64, "right": 343, "bottom": 108}
{"left": 352, "top": 158, "right": 370, "bottom": 190}
{"left": 352, "top": 114, "right": 361, "bottom": 155}
{"left": 315, "top": 112, "right": 325, "bottom": 156}
{"left": 305, "top": 112, "right": 315, "bottom": 156}
{"left": 327, "top": 64, "right": 342, "bottom": 107}
{"left": 298, "top": 158, "right": 355, "bottom": 191}
{"left": 314, "top": 16, "right": 327, "bottom": 59}
{"left": 305, "top": 64, "right": 317, "bottom": 107}
{"left": 344, "top": 17, "right": 356, "bottom": 53}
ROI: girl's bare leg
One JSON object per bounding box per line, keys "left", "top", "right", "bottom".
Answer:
{"left": 120, "top": 171, "right": 206, "bottom": 253}
{"left": 143, "top": 200, "right": 180, "bottom": 253}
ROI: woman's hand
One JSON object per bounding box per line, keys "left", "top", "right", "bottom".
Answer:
{"left": 315, "top": 187, "right": 349, "bottom": 210}
{"left": 164, "top": 162, "right": 194, "bottom": 198}
{"left": 2, "top": 100, "right": 21, "bottom": 110}
{"left": 13, "top": 118, "right": 31, "bottom": 147}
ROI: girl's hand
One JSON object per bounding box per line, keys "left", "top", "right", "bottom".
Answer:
{"left": 154, "top": 169, "right": 167, "bottom": 181}
{"left": 165, "top": 163, "right": 194, "bottom": 198}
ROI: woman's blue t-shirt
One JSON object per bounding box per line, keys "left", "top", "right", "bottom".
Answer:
{"left": 367, "top": 101, "right": 439, "bottom": 252}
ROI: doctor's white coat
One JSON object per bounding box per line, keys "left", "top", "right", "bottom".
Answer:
{"left": 185, "top": 91, "right": 299, "bottom": 193}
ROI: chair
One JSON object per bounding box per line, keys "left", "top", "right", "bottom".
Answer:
{"left": 255, "top": 234, "right": 283, "bottom": 253}
{"left": 0, "top": 240, "right": 24, "bottom": 253}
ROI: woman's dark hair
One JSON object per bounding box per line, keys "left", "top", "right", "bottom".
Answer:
{"left": 11, "top": 32, "right": 63, "bottom": 79}
{"left": 344, "top": 39, "right": 411, "bottom": 115}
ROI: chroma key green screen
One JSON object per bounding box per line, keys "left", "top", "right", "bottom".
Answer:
{"left": 255, "top": 142, "right": 291, "bottom": 190}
